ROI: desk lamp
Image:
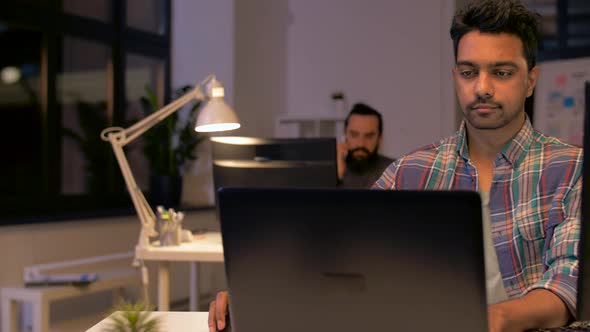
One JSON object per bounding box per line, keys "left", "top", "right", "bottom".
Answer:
{"left": 100, "top": 75, "right": 239, "bottom": 292}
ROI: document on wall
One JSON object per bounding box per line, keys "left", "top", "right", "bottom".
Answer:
{"left": 533, "top": 57, "right": 590, "bottom": 147}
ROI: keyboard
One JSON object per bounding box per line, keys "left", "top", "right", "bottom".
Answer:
{"left": 530, "top": 321, "right": 590, "bottom": 331}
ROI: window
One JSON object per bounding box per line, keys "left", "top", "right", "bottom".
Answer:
{"left": 0, "top": 1, "right": 171, "bottom": 224}
{"left": 523, "top": 0, "right": 590, "bottom": 60}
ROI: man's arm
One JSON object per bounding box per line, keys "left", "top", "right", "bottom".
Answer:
{"left": 488, "top": 289, "right": 570, "bottom": 331}
{"left": 494, "top": 169, "right": 582, "bottom": 331}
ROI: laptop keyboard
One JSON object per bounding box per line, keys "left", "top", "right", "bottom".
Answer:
{"left": 529, "top": 321, "right": 590, "bottom": 331}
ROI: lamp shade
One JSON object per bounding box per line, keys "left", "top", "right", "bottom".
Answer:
{"left": 195, "top": 98, "right": 240, "bottom": 132}
{"left": 195, "top": 79, "right": 240, "bottom": 132}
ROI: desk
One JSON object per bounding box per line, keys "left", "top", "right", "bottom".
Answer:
{"left": 85, "top": 311, "right": 209, "bottom": 332}
{"left": 135, "top": 232, "right": 224, "bottom": 311}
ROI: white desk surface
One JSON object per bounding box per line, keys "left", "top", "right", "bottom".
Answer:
{"left": 85, "top": 311, "right": 209, "bottom": 332}
{"left": 135, "top": 231, "right": 224, "bottom": 262}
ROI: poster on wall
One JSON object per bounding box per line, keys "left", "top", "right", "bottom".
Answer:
{"left": 533, "top": 57, "right": 590, "bottom": 147}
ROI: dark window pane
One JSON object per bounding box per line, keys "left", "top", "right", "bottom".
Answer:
{"left": 568, "top": 1, "right": 590, "bottom": 48}
{"left": 13, "top": 0, "right": 47, "bottom": 5}
{"left": 569, "top": 0, "right": 590, "bottom": 13}
{"left": 0, "top": 25, "right": 42, "bottom": 196}
{"left": 59, "top": 36, "right": 110, "bottom": 195}
{"left": 524, "top": 1, "right": 558, "bottom": 50}
{"left": 127, "top": 0, "right": 166, "bottom": 34}
{"left": 63, "top": 0, "right": 112, "bottom": 23}
{"left": 125, "top": 53, "right": 166, "bottom": 191}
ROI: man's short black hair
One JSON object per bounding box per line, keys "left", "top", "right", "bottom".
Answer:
{"left": 344, "top": 103, "right": 383, "bottom": 135}
{"left": 450, "top": 0, "right": 541, "bottom": 71}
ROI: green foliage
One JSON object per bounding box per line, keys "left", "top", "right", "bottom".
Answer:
{"left": 140, "top": 85, "right": 206, "bottom": 176}
{"left": 62, "top": 101, "right": 115, "bottom": 194}
{"left": 103, "top": 300, "right": 161, "bottom": 332}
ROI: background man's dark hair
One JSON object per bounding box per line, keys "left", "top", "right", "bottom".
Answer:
{"left": 345, "top": 103, "right": 384, "bottom": 135}
{"left": 450, "top": 0, "right": 541, "bottom": 71}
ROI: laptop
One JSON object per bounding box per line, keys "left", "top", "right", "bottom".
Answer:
{"left": 218, "top": 188, "right": 488, "bottom": 332}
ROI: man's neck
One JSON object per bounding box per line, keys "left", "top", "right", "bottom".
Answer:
{"left": 465, "top": 114, "right": 525, "bottom": 191}
{"left": 466, "top": 115, "right": 525, "bottom": 162}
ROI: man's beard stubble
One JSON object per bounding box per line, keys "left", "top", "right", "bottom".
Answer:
{"left": 346, "top": 146, "right": 379, "bottom": 174}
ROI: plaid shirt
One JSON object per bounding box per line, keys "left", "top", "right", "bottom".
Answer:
{"left": 374, "top": 119, "right": 583, "bottom": 315}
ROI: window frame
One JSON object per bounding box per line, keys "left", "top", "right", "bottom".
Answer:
{"left": 0, "top": 0, "right": 172, "bottom": 225}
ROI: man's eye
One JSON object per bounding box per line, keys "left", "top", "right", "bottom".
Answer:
{"left": 495, "top": 70, "right": 512, "bottom": 78}
{"left": 460, "top": 70, "right": 476, "bottom": 78}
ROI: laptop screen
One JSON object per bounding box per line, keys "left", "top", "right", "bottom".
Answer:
{"left": 218, "top": 188, "right": 488, "bottom": 332}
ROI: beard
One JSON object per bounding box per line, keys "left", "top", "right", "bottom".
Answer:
{"left": 346, "top": 146, "right": 379, "bottom": 174}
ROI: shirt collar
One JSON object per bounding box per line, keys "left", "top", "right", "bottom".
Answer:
{"left": 456, "top": 115, "right": 534, "bottom": 168}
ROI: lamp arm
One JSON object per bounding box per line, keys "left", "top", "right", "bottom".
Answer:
{"left": 109, "top": 140, "right": 156, "bottom": 247}
{"left": 99, "top": 74, "right": 214, "bottom": 249}
{"left": 109, "top": 74, "right": 212, "bottom": 147}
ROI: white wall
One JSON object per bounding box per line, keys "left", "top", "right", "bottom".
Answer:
{"left": 233, "top": 0, "right": 289, "bottom": 138}
{"left": 172, "top": 0, "right": 458, "bottom": 157}
{"left": 173, "top": 0, "right": 237, "bottom": 207}
{"left": 171, "top": 0, "right": 234, "bottom": 105}
{"left": 286, "top": 0, "right": 457, "bottom": 158}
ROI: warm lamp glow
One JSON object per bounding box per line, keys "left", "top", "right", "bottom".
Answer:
{"left": 195, "top": 123, "right": 240, "bottom": 132}
{"left": 1, "top": 66, "right": 21, "bottom": 84}
{"left": 210, "top": 136, "right": 266, "bottom": 145}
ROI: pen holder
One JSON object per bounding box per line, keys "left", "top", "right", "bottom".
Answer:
{"left": 158, "top": 220, "right": 181, "bottom": 246}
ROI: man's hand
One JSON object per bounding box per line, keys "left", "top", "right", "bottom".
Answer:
{"left": 208, "top": 291, "right": 229, "bottom": 332}
{"left": 487, "top": 303, "right": 517, "bottom": 332}
{"left": 337, "top": 142, "right": 349, "bottom": 180}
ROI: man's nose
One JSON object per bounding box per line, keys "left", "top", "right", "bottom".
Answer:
{"left": 360, "top": 137, "right": 373, "bottom": 149}
{"left": 475, "top": 72, "right": 494, "bottom": 99}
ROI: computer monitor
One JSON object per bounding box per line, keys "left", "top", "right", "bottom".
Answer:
{"left": 210, "top": 136, "right": 338, "bottom": 193}
{"left": 578, "top": 81, "right": 590, "bottom": 320}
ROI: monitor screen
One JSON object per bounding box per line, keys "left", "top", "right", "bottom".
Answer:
{"left": 210, "top": 136, "right": 338, "bottom": 194}
{"left": 578, "top": 81, "right": 590, "bottom": 320}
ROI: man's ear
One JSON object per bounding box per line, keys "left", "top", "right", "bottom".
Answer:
{"left": 526, "top": 66, "right": 540, "bottom": 98}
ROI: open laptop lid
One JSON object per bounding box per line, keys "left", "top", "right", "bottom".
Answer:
{"left": 218, "top": 188, "right": 487, "bottom": 332}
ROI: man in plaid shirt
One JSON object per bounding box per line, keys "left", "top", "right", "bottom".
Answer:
{"left": 209, "top": 1, "right": 582, "bottom": 331}
{"left": 374, "top": 0, "right": 582, "bottom": 330}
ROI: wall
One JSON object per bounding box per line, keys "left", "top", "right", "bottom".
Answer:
{"left": 171, "top": 0, "right": 234, "bottom": 104}
{"left": 285, "top": 0, "right": 457, "bottom": 158}
{"left": 233, "top": 0, "right": 289, "bottom": 138}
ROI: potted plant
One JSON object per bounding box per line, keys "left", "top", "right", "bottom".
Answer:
{"left": 63, "top": 100, "right": 137, "bottom": 194}
{"left": 103, "top": 300, "right": 161, "bottom": 332}
{"left": 140, "top": 85, "right": 206, "bottom": 207}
